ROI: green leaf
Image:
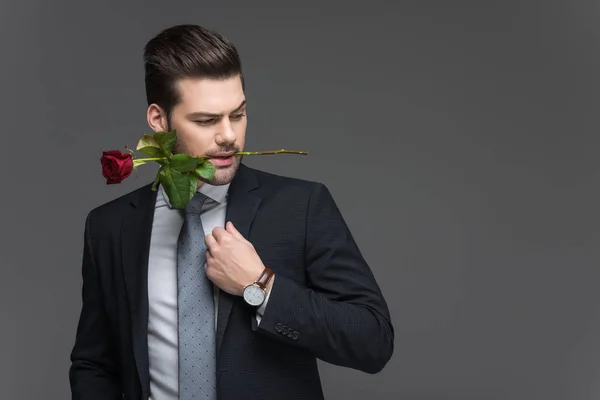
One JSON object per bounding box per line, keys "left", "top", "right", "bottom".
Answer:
{"left": 195, "top": 160, "right": 216, "bottom": 180}
{"left": 154, "top": 158, "right": 168, "bottom": 166}
{"left": 170, "top": 153, "right": 199, "bottom": 172}
{"left": 137, "top": 146, "right": 164, "bottom": 158}
{"left": 136, "top": 134, "right": 161, "bottom": 151}
{"left": 151, "top": 167, "right": 161, "bottom": 191}
{"left": 159, "top": 166, "right": 197, "bottom": 209}
{"left": 154, "top": 131, "right": 177, "bottom": 155}
{"left": 133, "top": 159, "right": 149, "bottom": 167}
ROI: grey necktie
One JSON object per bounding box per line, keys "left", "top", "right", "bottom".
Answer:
{"left": 177, "top": 192, "right": 216, "bottom": 400}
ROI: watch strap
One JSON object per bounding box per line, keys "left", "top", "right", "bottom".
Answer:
{"left": 255, "top": 266, "right": 274, "bottom": 289}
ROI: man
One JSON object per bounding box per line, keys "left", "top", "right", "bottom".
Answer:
{"left": 69, "top": 24, "right": 394, "bottom": 400}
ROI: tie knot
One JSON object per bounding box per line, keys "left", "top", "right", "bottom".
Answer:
{"left": 184, "top": 192, "right": 210, "bottom": 215}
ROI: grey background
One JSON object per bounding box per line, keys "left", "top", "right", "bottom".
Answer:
{"left": 1, "top": 0, "right": 600, "bottom": 399}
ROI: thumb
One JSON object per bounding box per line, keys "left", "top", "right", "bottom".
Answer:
{"left": 226, "top": 221, "right": 245, "bottom": 239}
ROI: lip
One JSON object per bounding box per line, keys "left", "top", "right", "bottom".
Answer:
{"left": 211, "top": 152, "right": 236, "bottom": 157}
{"left": 208, "top": 153, "right": 235, "bottom": 167}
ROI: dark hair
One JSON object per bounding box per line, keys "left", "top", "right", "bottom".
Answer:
{"left": 143, "top": 24, "right": 244, "bottom": 126}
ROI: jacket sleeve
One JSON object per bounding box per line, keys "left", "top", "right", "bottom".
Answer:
{"left": 254, "top": 183, "right": 394, "bottom": 374}
{"left": 69, "top": 212, "right": 122, "bottom": 399}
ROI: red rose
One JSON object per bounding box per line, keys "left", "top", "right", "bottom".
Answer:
{"left": 100, "top": 150, "right": 134, "bottom": 184}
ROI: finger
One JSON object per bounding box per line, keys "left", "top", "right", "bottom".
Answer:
{"left": 211, "top": 226, "right": 229, "bottom": 242}
{"left": 226, "top": 221, "right": 245, "bottom": 240}
{"left": 204, "top": 262, "right": 214, "bottom": 281}
{"left": 205, "top": 233, "right": 218, "bottom": 250}
{"left": 204, "top": 253, "right": 215, "bottom": 276}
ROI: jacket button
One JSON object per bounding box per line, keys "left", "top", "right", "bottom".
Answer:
{"left": 292, "top": 331, "right": 299, "bottom": 340}
{"left": 275, "top": 323, "right": 283, "bottom": 333}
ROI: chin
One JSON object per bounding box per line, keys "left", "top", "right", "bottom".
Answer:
{"left": 205, "top": 163, "right": 240, "bottom": 185}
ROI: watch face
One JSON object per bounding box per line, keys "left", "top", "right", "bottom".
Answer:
{"left": 243, "top": 284, "right": 265, "bottom": 306}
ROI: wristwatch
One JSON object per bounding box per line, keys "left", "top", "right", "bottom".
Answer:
{"left": 242, "top": 267, "right": 274, "bottom": 307}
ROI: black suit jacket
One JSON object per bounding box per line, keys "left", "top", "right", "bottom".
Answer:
{"left": 69, "top": 163, "right": 394, "bottom": 400}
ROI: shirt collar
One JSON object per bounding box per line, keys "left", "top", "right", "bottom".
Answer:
{"left": 157, "top": 181, "right": 230, "bottom": 209}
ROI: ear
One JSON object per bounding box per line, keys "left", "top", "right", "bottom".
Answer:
{"left": 147, "top": 104, "right": 168, "bottom": 132}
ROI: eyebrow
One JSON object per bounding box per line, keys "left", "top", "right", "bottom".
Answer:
{"left": 186, "top": 100, "right": 247, "bottom": 118}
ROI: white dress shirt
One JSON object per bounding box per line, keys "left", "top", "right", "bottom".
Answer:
{"left": 147, "top": 183, "right": 270, "bottom": 400}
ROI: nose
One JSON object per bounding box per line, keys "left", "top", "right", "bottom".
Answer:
{"left": 215, "top": 120, "right": 236, "bottom": 145}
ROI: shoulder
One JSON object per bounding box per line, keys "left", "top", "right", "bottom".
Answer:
{"left": 242, "top": 164, "right": 331, "bottom": 197}
{"left": 241, "top": 164, "right": 336, "bottom": 207}
{"left": 85, "top": 182, "right": 156, "bottom": 227}
{"left": 250, "top": 166, "right": 316, "bottom": 188}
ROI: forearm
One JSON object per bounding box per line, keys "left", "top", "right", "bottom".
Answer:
{"left": 252, "top": 182, "right": 395, "bottom": 373}
{"left": 254, "top": 274, "right": 394, "bottom": 374}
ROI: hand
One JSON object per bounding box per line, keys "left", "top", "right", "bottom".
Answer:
{"left": 204, "top": 221, "right": 266, "bottom": 296}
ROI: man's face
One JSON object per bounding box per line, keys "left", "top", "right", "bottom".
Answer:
{"left": 148, "top": 75, "right": 247, "bottom": 186}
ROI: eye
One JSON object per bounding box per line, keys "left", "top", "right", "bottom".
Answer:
{"left": 195, "top": 119, "right": 215, "bottom": 126}
{"left": 230, "top": 113, "right": 245, "bottom": 121}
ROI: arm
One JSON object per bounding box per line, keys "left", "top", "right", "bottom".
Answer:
{"left": 69, "top": 213, "right": 122, "bottom": 399}
{"left": 255, "top": 183, "right": 394, "bottom": 374}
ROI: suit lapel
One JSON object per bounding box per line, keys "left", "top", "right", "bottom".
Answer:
{"left": 217, "top": 164, "right": 261, "bottom": 355}
{"left": 121, "top": 183, "right": 156, "bottom": 398}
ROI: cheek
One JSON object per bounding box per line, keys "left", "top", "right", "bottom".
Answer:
{"left": 175, "top": 122, "right": 213, "bottom": 153}
{"left": 234, "top": 121, "right": 247, "bottom": 143}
